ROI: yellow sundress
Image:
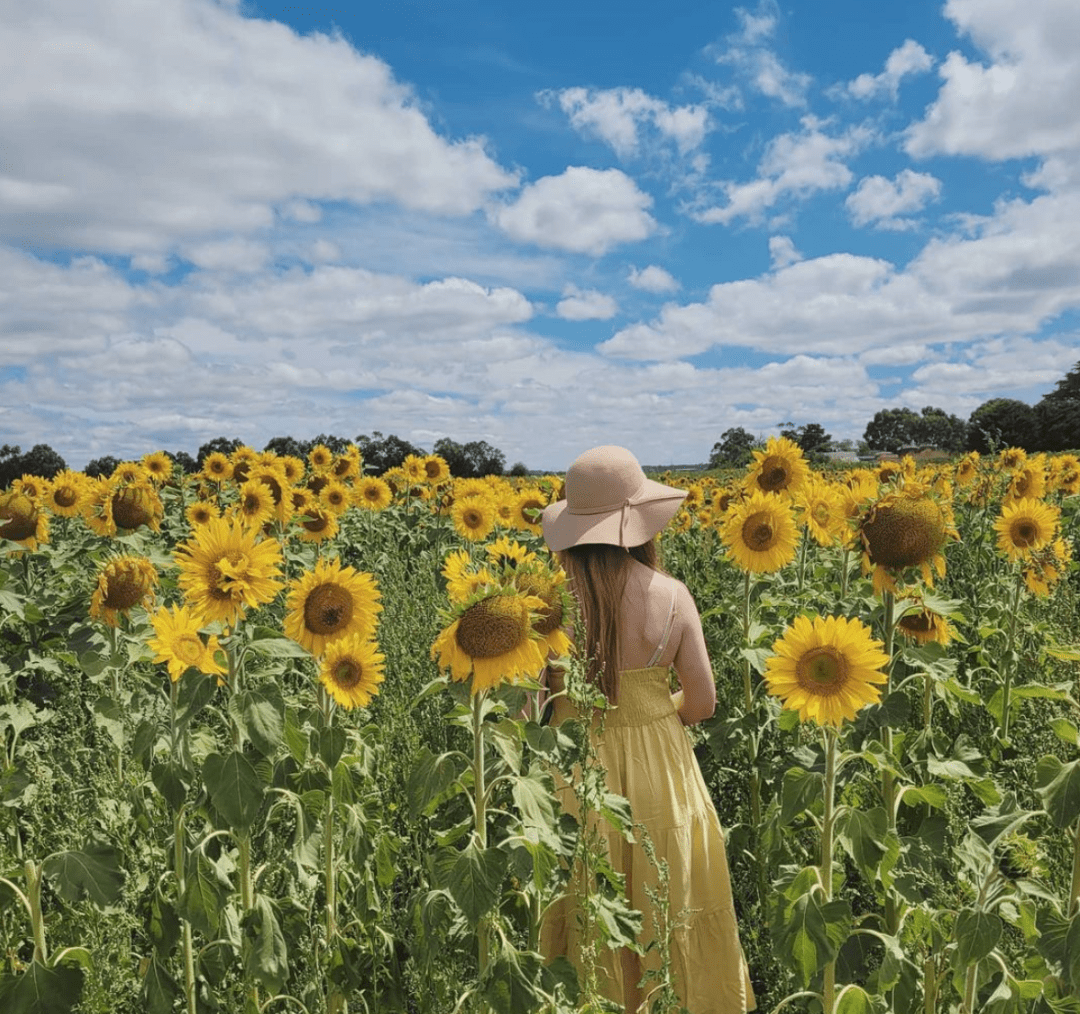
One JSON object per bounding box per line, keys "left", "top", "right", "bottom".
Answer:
{"left": 541, "top": 595, "right": 755, "bottom": 1013}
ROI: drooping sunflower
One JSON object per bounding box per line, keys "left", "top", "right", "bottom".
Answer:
{"left": 232, "top": 480, "right": 276, "bottom": 530}
{"left": 997, "top": 447, "right": 1027, "bottom": 472}
{"left": 1022, "top": 537, "right": 1072, "bottom": 597}
{"left": 330, "top": 446, "right": 362, "bottom": 481}
{"left": 795, "top": 479, "right": 845, "bottom": 547}
{"left": 42, "top": 471, "right": 90, "bottom": 518}
{"left": 200, "top": 452, "right": 233, "bottom": 483}
{"left": 512, "top": 565, "right": 574, "bottom": 658}
{"left": 141, "top": 451, "right": 174, "bottom": 485}
{"left": 764, "top": 614, "right": 891, "bottom": 727}
{"left": 485, "top": 535, "right": 538, "bottom": 572}
{"left": 89, "top": 555, "right": 158, "bottom": 626}
{"left": 175, "top": 516, "right": 283, "bottom": 629}
{"left": 148, "top": 602, "right": 227, "bottom": 682}
{"left": 110, "top": 462, "right": 149, "bottom": 486}
{"left": 745, "top": 436, "right": 810, "bottom": 498}
{"left": 954, "top": 452, "right": 980, "bottom": 487}
{"left": 355, "top": 477, "right": 392, "bottom": 511}
{"left": 186, "top": 501, "right": 218, "bottom": 528}
{"left": 248, "top": 464, "right": 291, "bottom": 523}
{"left": 1004, "top": 455, "right": 1047, "bottom": 503}
{"left": 431, "top": 588, "right": 548, "bottom": 694}
{"left": 442, "top": 549, "right": 497, "bottom": 604}
{"left": 284, "top": 556, "right": 382, "bottom": 656}
{"left": 278, "top": 455, "right": 307, "bottom": 485}
{"left": 720, "top": 490, "right": 800, "bottom": 573}
{"left": 110, "top": 481, "right": 164, "bottom": 533}
{"left": 422, "top": 454, "right": 451, "bottom": 485}
{"left": 0, "top": 491, "right": 50, "bottom": 551}
{"left": 319, "top": 634, "right": 385, "bottom": 709}
{"left": 993, "top": 498, "right": 1059, "bottom": 563}
{"left": 896, "top": 605, "right": 952, "bottom": 645}
{"left": 11, "top": 475, "right": 48, "bottom": 500}
{"left": 452, "top": 497, "right": 497, "bottom": 542}
{"left": 857, "top": 484, "right": 954, "bottom": 591}
{"left": 81, "top": 478, "right": 117, "bottom": 537}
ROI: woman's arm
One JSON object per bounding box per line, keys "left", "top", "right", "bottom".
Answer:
{"left": 671, "top": 583, "right": 717, "bottom": 725}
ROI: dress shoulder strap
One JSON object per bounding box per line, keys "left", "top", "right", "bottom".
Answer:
{"left": 646, "top": 582, "right": 679, "bottom": 668}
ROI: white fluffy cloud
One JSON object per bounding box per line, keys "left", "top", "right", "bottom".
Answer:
{"left": 845, "top": 170, "right": 942, "bottom": 229}
{"left": 555, "top": 286, "right": 618, "bottom": 321}
{"left": 842, "top": 40, "right": 933, "bottom": 100}
{"left": 905, "top": 0, "right": 1080, "bottom": 160}
{"left": 712, "top": 3, "right": 812, "bottom": 107}
{"left": 540, "top": 87, "right": 710, "bottom": 158}
{"left": 695, "top": 118, "right": 871, "bottom": 225}
{"left": 492, "top": 168, "right": 657, "bottom": 255}
{"left": 0, "top": 0, "right": 517, "bottom": 257}
{"left": 628, "top": 265, "right": 680, "bottom": 293}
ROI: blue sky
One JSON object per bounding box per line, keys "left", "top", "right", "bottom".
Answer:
{"left": 3, "top": 0, "right": 1079, "bottom": 470}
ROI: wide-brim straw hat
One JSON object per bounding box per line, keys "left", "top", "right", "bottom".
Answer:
{"left": 542, "top": 445, "right": 687, "bottom": 552}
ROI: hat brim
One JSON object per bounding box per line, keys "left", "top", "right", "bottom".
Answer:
{"left": 541, "top": 478, "right": 687, "bottom": 552}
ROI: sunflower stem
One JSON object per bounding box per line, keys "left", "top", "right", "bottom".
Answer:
{"left": 321, "top": 689, "right": 344, "bottom": 1014}
{"left": 821, "top": 728, "right": 838, "bottom": 1014}
{"left": 472, "top": 689, "right": 492, "bottom": 1010}
{"left": 1069, "top": 820, "right": 1080, "bottom": 919}
{"left": 171, "top": 678, "right": 197, "bottom": 1014}
{"left": 25, "top": 861, "right": 47, "bottom": 965}
{"left": 999, "top": 569, "right": 1024, "bottom": 744}
{"left": 880, "top": 589, "right": 899, "bottom": 936}
{"left": 840, "top": 547, "right": 851, "bottom": 601}
{"left": 797, "top": 531, "right": 809, "bottom": 593}
{"left": 740, "top": 571, "right": 766, "bottom": 909}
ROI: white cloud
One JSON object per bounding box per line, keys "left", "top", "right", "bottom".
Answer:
{"left": 712, "top": 3, "right": 812, "bottom": 108}
{"left": 555, "top": 286, "right": 618, "bottom": 321}
{"left": 0, "top": 0, "right": 517, "bottom": 257}
{"left": 492, "top": 167, "right": 656, "bottom": 255}
{"left": 768, "top": 235, "right": 801, "bottom": 269}
{"left": 845, "top": 170, "right": 942, "bottom": 229}
{"left": 906, "top": 0, "right": 1080, "bottom": 160}
{"left": 695, "top": 118, "right": 872, "bottom": 225}
{"left": 540, "top": 87, "right": 710, "bottom": 158}
{"left": 185, "top": 238, "right": 270, "bottom": 272}
{"left": 842, "top": 40, "right": 933, "bottom": 100}
{"left": 628, "top": 265, "right": 680, "bottom": 293}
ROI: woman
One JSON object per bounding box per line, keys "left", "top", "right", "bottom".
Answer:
{"left": 540, "top": 445, "right": 754, "bottom": 1013}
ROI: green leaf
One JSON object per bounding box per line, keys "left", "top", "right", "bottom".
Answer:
{"left": 242, "top": 895, "right": 289, "bottom": 993}
{"left": 151, "top": 761, "right": 188, "bottom": 812}
{"left": 232, "top": 687, "right": 284, "bottom": 757}
{"left": 0, "top": 960, "right": 84, "bottom": 1014}
{"left": 835, "top": 984, "right": 874, "bottom": 1014}
{"left": 1035, "top": 757, "right": 1080, "bottom": 829}
{"left": 774, "top": 886, "right": 852, "bottom": 987}
{"left": 1050, "top": 719, "right": 1080, "bottom": 747}
{"left": 780, "top": 766, "right": 824, "bottom": 826}
{"left": 836, "top": 807, "right": 890, "bottom": 879}
{"left": 245, "top": 635, "right": 309, "bottom": 658}
{"left": 898, "top": 784, "right": 948, "bottom": 809}
{"left": 955, "top": 908, "right": 1002, "bottom": 966}
{"left": 317, "top": 725, "right": 346, "bottom": 769}
{"left": 407, "top": 748, "right": 464, "bottom": 817}
{"left": 178, "top": 854, "right": 230, "bottom": 938}
{"left": 141, "top": 956, "right": 179, "bottom": 1014}
{"left": 484, "top": 947, "right": 547, "bottom": 1014}
{"left": 202, "top": 751, "right": 265, "bottom": 834}
{"left": 92, "top": 695, "right": 125, "bottom": 750}
{"left": 511, "top": 767, "right": 560, "bottom": 850}
{"left": 148, "top": 888, "right": 180, "bottom": 955}
{"left": 445, "top": 840, "right": 508, "bottom": 928}
{"left": 488, "top": 720, "right": 523, "bottom": 773}
{"left": 43, "top": 843, "right": 124, "bottom": 906}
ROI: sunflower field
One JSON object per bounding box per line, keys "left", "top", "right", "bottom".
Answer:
{"left": 0, "top": 441, "right": 1078, "bottom": 1014}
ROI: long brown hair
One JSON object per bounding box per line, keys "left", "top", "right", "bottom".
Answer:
{"left": 559, "top": 539, "right": 659, "bottom": 703}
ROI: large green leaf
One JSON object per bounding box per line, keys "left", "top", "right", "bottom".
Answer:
{"left": 511, "top": 766, "right": 560, "bottom": 850}
{"left": 955, "top": 908, "right": 1002, "bottom": 966}
{"left": 836, "top": 806, "right": 890, "bottom": 879}
{"left": 1035, "top": 757, "right": 1080, "bottom": 829}
{"left": 0, "top": 961, "right": 84, "bottom": 1014}
{"left": 407, "top": 747, "right": 465, "bottom": 817}
{"left": 484, "top": 947, "right": 547, "bottom": 1014}
{"left": 780, "top": 766, "right": 824, "bottom": 826}
{"left": 774, "top": 889, "right": 852, "bottom": 987}
{"left": 202, "top": 751, "right": 265, "bottom": 834}
{"left": 835, "top": 984, "right": 874, "bottom": 1014}
{"left": 43, "top": 843, "right": 123, "bottom": 906}
{"left": 231, "top": 687, "right": 284, "bottom": 757}
{"left": 178, "top": 854, "right": 230, "bottom": 938}
{"left": 242, "top": 895, "right": 289, "bottom": 993}
{"left": 444, "top": 840, "right": 508, "bottom": 928}
{"left": 140, "top": 956, "right": 179, "bottom": 1014}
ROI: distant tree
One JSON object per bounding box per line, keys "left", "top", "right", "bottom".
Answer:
{"left": 967, "top": 398, "right": 1038, "bottom": 453}
{"left": 356, "top": 432, "right": 425, "bottom": 474}
{"left": 911, "top": 406, "right": 968, "bottom": 452}
{"left": 864, "top": 408, "right": 920, "bottom": 452}
{"left": 167, "top": 450, "right": 198, "bottom": 475}
{"left": 264, "top": 436, "right": 306, "bottom": 459}
{"left": 197, "top": 437, "right": 242, "bottom": 466}
{"left": 779, "top": 421, "right": 832, "bottom": 460}
{"left": 832, "top": 439, "right": 856, "bottom": 452}
{"left": 303, "top": 434, "right": 352, "bottom": 456}
{"left": 509, "top": 461, "right": 528, "bottom": 477}
{"left": 709, "top": 427, "right": 757, "bottom": 468}
{"left": 434, "top": 438, "right": 505, "bottom": 477}
{"left": 1033, "top": 360, "right": 1080, "bottom": 451}
{"left": 84, "top": 455, "right": 121, "bottom": 479}
{"left": 0, "top": 444, "right": 66, "bottom": 487}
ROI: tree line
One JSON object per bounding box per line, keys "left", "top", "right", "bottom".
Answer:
{"left": 710, "top": 358, "right": 1080, "bottom": 467}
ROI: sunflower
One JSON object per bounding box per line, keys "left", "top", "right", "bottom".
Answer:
{"left": 110, "top": 461, "right": 150, "bottom": 486}
{"left": 682, "top": 484, "right": 704, "bottom": 511}
{"left": 110, "top": 481, "right": 164, "bottom": 533}
{"left": 512, "top": 565, "right": 574, "bottom": 658}
{"left": 278, "top": 455, "right": 307, "bottom": 485}
{"left": 148, "top": 602, "right": 227, "bottom": 682}
{"left": 795, "top": 479, "right": 845, "bottom": 547}
{"left": 485, "top": 535, "right": 537, "bottom": 572}
{"left": 954, "top": 452, "right": 980, "bottom": 487}
{"left": 295, "top": 504, "right": 339, "bottom": 543}
{"left": 141, "top": 451, "right": 174, "bottom": 484}
{"left": 452, "top": 497, "right": 497, "bottom": 542}
{"left": 248, "top": 464, "right": 290, "bottom": 518}
{"left": 431, "top": 588, "right": 548, "bottom": 694}
{"left": 1022, "top": 537, "right": 1072, "bottom": 597}
{"left": 284, "top": 556, "right": 382, "bottom": 656}
{"left": 186, "top": 501, "right": 218, "bottom": 528}
{"left": 1052, "top": 456, "right": 1080, "bottom": 495}
{"left": 319, "top": 479, "right": 352, "bottom": 516}
{"left": 232, "top": 480, "right": 276, "bottom": 530}
{"left": 331, "top": 446, "right": 362, "bottom": 481}
{"left": 11, "top": 475, "right": 48, "bottom": 500}
{"left": 175, "top": 516, "right": 283, "bottom": 629}
{"left": 1005, "top": 458, "right": 1047, "bottom": 503}
{"left": 201, "top": 452, "right": 233, "bottom": 483}
{"left": 997, "top": 447, "right": 1027, "bottom": 472}
{"left": 512, "top": 490, "right": 547, "bottom": 535}
{"left": 442, "top": 550, "right": 497, "bottom": 603}
{"left": 896, "top": 606, "right": 952, "bottom": 645}
{"left": 857, "top": 485, "right": 953, "bottom": 590}
{"left": 745, "top": 436, "right": 810, "bottom": 498}
{"left": 230, "top": 447, "right": 257, "bottom": 484}
{"left": 764, "top": 614, "right": 891, "bottom": 727}
{"left": 355, "top": 477, "right": 392, "bottom": 511}
{"left": 993, "top": 498, "right": 1059, "bottom": 563}
{"left": 42, "top": 471, "right": 89, "bottom": 517}
{"left": 319, "top": 635, "right": 385, "bottom": 709}
{"left": 0, "top": 491, "right": 49, "bottom": 551}
{"left": 721, "top": 490, "right": 800, "bottom": 573}
{"left": 89, "top": 555, "right": 158, "bottom": 626}
{"left": 81, "top": 478, "right": 117, "bottom": 537}
{"left": 452, "top": 477, "right": 493, "bottom": 500}
{"left": 308, "top": 444, "right": 334, "bottom": 473}
{"left": 402, "top": 454, "right": 427, "bottom": 483}
{"left": 422, "top": 454, "right": 451, "bottom": 485}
